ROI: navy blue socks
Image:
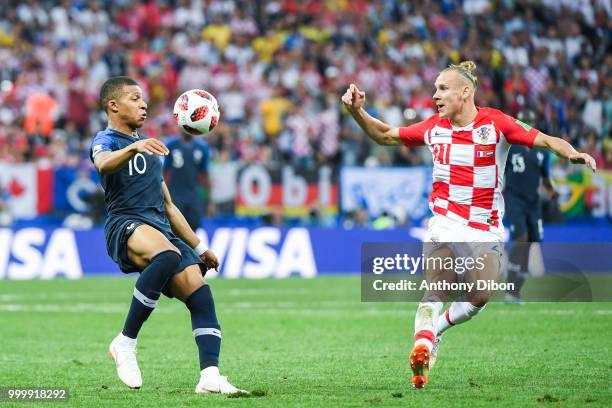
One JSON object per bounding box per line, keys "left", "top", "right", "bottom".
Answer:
{"left": 186, "top": 284, "right": 221, "bottom": 369}
{"left": 122, "top": 250, "right": 182, "bottom": 339}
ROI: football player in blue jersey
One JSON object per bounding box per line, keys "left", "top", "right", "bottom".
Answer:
{"left": 503, "top": 112, "right": 558, "bottom": 302}
{"left": 163, "top": 130, "right": 210, "bottom": 231}
{"left": 90, "top": 77, "right": 244, "bottom": 394}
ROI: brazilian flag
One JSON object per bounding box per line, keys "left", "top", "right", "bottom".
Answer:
{"left": 559, "top": 171, "right": 588, "bottom": 217}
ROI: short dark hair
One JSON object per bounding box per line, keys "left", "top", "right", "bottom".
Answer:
{"left": 99, "top": 76, "right": 139, "bottom": 112}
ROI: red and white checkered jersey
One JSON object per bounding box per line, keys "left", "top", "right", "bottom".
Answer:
{"left": 399, "top": 107, "right": 539, "bottom": 232}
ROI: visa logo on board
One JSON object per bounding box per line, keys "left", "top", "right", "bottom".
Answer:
{"left": 0, "top": 228, "right": 83, "bottom": 280}
{"left": 0, "top": 227, "right": 318, "bottom": 280}
{"left": 195, "top": 227, "right": 317, "bottom": 279}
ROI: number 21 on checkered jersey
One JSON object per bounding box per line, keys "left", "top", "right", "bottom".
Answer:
{"left": 432, "top": 144, "right": 450, "bottom": 165}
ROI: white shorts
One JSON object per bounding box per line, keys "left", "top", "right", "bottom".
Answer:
{"left": 423, "top": 215, "right": 504, "bottom": 265}
{"left": 424, "top": 214, "right": 504, "bottom": 243}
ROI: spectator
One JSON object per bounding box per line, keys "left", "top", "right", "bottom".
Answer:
{"left": 581, "top": 130, "right": 605, "bottom": 170}
{"left": 372, "top": 210, "right": 394, "bottom": 230}
{"left": 260, "top": 86, "right": 291, "bottom": 139}
{"left": 0, "top": 0, "right": 609, "bottom": 224}
{"left": 503, "top": 33, "right": 529, "bottom": 67}
{"left": 582, "top": 84, "right": 604, "bottom": 135}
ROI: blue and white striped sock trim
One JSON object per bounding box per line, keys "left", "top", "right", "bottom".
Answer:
{"left": 193, "top": 328, "right": 222, "bottom": 338}
{"left": 133, "top": 287, "right": 158, "bottom": 309}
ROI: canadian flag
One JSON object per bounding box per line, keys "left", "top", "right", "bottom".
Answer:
{"left": 0, "top": 163, "right": 53, "bottom": 218}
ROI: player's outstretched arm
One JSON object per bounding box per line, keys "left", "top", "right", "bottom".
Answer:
{"left": 341, "top": 83, "right": 402, "bottom": 146}
{"left": 161, "top": 182, "right": 219, "bottom": 271}
{"left": 94, "top": 139, "right": 169, "bottom": 175}
{"left": 533, "top": 133, "right": 597, "bottom": 172}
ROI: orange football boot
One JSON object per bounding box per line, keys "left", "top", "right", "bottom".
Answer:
{"left": 410, "top": 343, "right": 430, "bottom": 388}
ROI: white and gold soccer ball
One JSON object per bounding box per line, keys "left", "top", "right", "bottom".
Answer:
{"left": 173, "top": 89, "right": 220, "bottom": 136}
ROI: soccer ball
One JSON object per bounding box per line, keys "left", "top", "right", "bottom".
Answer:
{"left": 173, "top": 89, "right": 220, "bottom": 136}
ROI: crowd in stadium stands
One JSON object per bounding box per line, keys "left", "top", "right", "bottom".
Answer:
{"left": 0, "top": 0, "right": 610, "bottom": 172}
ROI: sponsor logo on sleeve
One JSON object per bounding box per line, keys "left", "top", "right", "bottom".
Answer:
{"left": 92, "top": 144, "right": 104, "bottom": 157}
{"left": 515, "top": 119, "right": 533, "bottom": 131}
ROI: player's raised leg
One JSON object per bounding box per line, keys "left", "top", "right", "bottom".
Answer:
{"left": 168, "top": 265, "right": 246, "bottom": 394}
{"left": 108, "top": 224, "right": 181, "bottom": 389}
{"left": 436, "top": 249, "right": 500, "bottom": 336}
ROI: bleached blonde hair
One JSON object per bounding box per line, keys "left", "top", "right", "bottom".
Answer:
{"left": 443, "top": 60, "right": 478, "bottom": 89}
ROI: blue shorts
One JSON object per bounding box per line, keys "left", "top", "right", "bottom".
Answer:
{"left": 505, "top": 198, "right": 543, "bottom": 242}
{"left": 104, "top": 215, "right": 205, "bottom": 297}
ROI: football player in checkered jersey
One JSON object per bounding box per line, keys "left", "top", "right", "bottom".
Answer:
{"left": 341, "top": 61, "right": 596, "bottom": 389}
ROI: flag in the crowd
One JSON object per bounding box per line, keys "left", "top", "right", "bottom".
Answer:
{"left": 0, "top": 163, "right": 53, "bottom": 218}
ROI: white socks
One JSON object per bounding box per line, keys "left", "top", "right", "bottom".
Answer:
{"left": 413, "top": 301, "right": 443, "bottom": 351}
{"left": 436, "top": 302, "right": 483, "bottom": 335}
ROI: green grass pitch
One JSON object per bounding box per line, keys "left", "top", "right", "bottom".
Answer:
{"left": 1, "top": 276, "right": 611, "bottom": 407}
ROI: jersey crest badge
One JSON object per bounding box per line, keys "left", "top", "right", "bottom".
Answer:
{"left": 478, "top": 126, "right": 490, "bottom": 143}
{"left": 473, "top": 124, "right": 495, "bottom": 145}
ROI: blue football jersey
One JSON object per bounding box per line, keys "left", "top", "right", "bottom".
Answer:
{"left": 504, "top": 145, "right": 550, "bottom": 203}
{"left": 90, "top": 128, "right": 168, "bottom": 225}
{"left": 163, "top": 137, "right": 209, "bottom": 204}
